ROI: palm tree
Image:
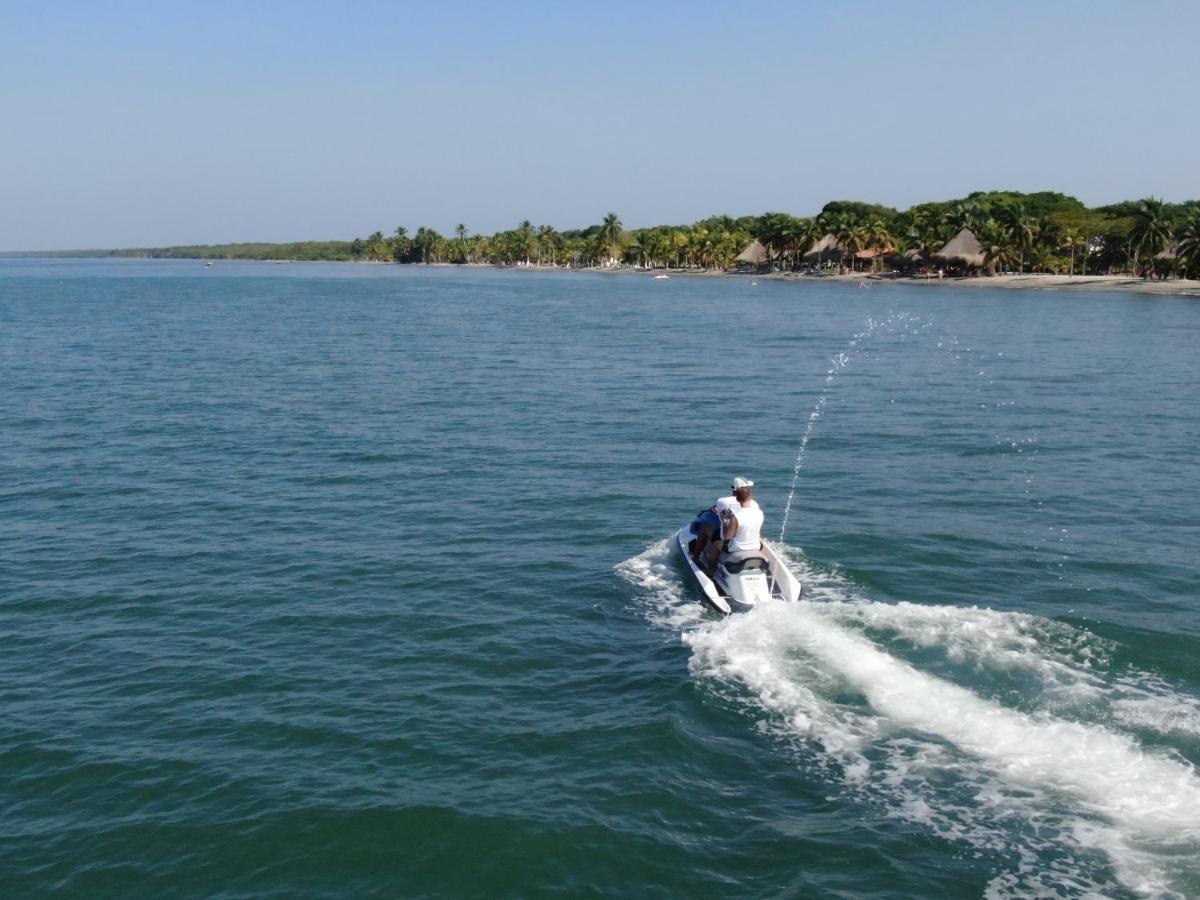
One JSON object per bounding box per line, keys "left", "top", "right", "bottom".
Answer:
{"left": 829, "top": 214, "right": 865, "bottom": 273}
{"left": 1062, "top": 228, "right": 1084, "bottom": 277}
{"left": 413, "top": 226, "right": 443, "bottom": 264}
{"left": 905, "top": 210, "right": 947, "bottom": 268}
{"left": 468, "top": 234, "right": 489, "bottom": 266}
{"left": 1129, "top": 198, "right": 1173, "bottom": 277}
{"left": 774, "top": 215, "right": 812, "bottom": 270}
{"left": 688, "top": 227, "right": 710, "bottom": 269}
{"left": 1033, "top": 217, "right": 1062, "bottom": 270}
{"left": 977, "top": 221, "right": 1018, "bottom": 275}
{"left": 906, "top": 207, "right": 939, "bottom": 240}
{"left": 756, "top": 213, "right": 796, "bottom": 271}
{"left": 625, "top": 232, "right": 650, "bottom": 268}
{"left": 516, "top": 220, "right": 535, "bottom": 266}
{"left": 1175, "top": 211, "right": 1200, "bottom": 278}
{"left": 997, "top": 203, "right": 1034, "bottom": 273}
{"left": 793, "top": 218, "right": 823, "bottom": 270}
{"left": 715, "top": 231, "right": 740, "bottom": 270}
{"left": 587, "top": 232, "right": 609, "bottom": 267}
{"left": 536, "top": 225, "right": 558, "bottom": 266}
{"left": 391, "top": 226, "right": 412, "bottom": 262}
{"left": 863, "top": 218, "right": 894, "bottom": 272}
{"left": 646, "top": 230, "right": 670, "bottom": 269}
{"left": 599, "top": 213, "right": 624, "bottom": 264}
{"left": 947, "top": 201, "right": 985, "bottom": 233}
{"left": 789, "top": 221, "right": 810, "bottom": 270}
{"left": 670, "top": 229, "right": 689, "bottom": 268}
{"left": 1029, "top": 244, "right": 1057, "bottom": 274}
{"left": 366, "top": 230, "right": 390, "bottom": 262}
{"left": 1080, "top": 231, "right": 1096, "bottom": 277}
{"left": 454, "top": 224, "right": 469, "bottom": 263}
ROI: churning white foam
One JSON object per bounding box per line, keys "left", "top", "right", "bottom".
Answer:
{"left": 617, "top": 540, "right": 1200, "bottom": 898}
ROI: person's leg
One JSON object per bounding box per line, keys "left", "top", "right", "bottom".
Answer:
{"left": 691, "top": 511, "right": 719, "bottom": 563}
{"left": 694, "top": 521, "right": 718, "bottom": 562}
{"left": 703, "top": 538, "right": 723, "bottom": 578}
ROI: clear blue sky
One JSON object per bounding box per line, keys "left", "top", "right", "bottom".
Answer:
{"left": 2, "top": 0, "right": 1197, "bottom": 250}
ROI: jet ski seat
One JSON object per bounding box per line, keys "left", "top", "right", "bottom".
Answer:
{"left": 720, "top": 549, "right": 769, "bottom": 574}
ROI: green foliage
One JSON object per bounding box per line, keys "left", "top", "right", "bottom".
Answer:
{"left": 13, "top": 192, "right": 1200, "bottom": 279}
{"left": 820, "top": 200, "right": 900, "bottom": 226}
{"left": 112, "top": 241, "right": 358, "bottom": 261}
{"left": 965, "top": 191, "right": 1084, "bottom": 217}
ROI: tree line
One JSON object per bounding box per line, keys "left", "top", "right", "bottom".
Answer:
{"left": 349, "top": 192, "right": 1200, "bottom": 277}
{"left": 53, "top": 192, "right": 1200, "bottom": 278}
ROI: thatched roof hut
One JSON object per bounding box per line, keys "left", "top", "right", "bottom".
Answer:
{"left": 935, "top": 228, "right": 985, "bottom": 267}
{"left": 898, "top": 247, "right": 932, "bottom": 273}
{"left": 736, "top": 239, "right": 769, "bottom": 265}
{"left": 802, "top": 233, "right": 842, "bottom": 263}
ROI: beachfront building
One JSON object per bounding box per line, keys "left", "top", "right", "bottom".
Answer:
{"left": 735, "top": 239, "right": 770, "bottom": 271}
{"left": 855, "top": 245, "right": 896, "bottom": 273}
{"left": 1152, "top": 243, "right": 1181, "bottom": 278}
{"left": 899, "top": 247, "right": 930, "bottom": 275}
{"left": 802, "top": 234, "right": 843, "bottom": 271}
{"left": 799, "top": 234, "right": 893, "bottom": 273}
{"left": 935, "top": 228, "right": 985, "bottom": 275}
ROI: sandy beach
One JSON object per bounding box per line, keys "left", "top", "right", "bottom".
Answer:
{"left": 724, "top": 270, "right": 1200, "bottom": 297}
{"left": 580, "top": 266, "right": 1200, "bottom": 297}
{"left": 876, "top": 272, "right": 1200, "bottom": 297}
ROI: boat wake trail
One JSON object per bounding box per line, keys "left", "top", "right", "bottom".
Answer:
{"left": 616, "top": 542, "right": 1200, "bottom": 899}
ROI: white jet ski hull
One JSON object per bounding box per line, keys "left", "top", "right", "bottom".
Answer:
{"left": 675, "top": 526, "right": 803, "bottom": 615}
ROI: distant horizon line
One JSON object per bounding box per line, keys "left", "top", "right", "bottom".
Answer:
{"left": 5, "top": 188, "right": 1199, "bottom": 256}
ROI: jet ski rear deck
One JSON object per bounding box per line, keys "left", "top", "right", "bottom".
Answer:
{"left": 675, "top": 525, "right": 803, "bottom": 615}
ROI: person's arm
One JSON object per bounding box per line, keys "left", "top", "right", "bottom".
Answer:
{"left": 722, "top": 511, "right": 739, "bottom": 541}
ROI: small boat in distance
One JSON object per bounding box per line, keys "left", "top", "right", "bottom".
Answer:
{"left": 675, "top": 523, "right": 802, "bottom": 615}
{"left": 654, "top": 274, "right": 669, "bottom": 279}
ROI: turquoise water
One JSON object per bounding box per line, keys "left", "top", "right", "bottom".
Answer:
{"left": 2, "top": 259, "right": 1198, "bottom": 898}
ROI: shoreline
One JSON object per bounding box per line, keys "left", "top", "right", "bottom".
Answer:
{"left": 551, "top": 266, "right": 1200, "bottom": 297}
{"left": 494, "top": 263, "right": 1200, "bottom": 297}
{"left": 9, "top": 255, "right": 1199, "bottom": 297}
{"left": 763, "top": 271, "right": 1200, "bottom": 297}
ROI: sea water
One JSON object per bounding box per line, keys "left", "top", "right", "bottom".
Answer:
{"left": 2, "top": 259, "right": 1198, "bottom": 898}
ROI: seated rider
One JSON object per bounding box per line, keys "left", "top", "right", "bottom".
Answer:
{"left": 690, "top": 483, "right": 741, "bottom": 566}
{"left": 719, "top": 477, "right": 764, "bottom": 561}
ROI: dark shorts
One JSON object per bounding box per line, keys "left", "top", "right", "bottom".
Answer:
{"left": 691, "top": 510, "right": 721, "bottom": 534}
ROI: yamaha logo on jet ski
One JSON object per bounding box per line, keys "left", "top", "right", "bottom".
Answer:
{"left": 677, "top": 477, "right": 803, "bottom": 615}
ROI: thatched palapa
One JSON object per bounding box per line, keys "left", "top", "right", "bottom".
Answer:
{"left": 735, "top": 239, "right": 769, "bottom": 265}
{"left": 935, "top": 228, "right": 985, "bottom": 267}
{"left": 802, "top": 233, "right": 842, "bottom": 263}
{"left": 855, "top": 245, "right": 895, "bottom": 260}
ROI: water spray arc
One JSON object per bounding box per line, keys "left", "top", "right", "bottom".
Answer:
{"left": 778, "top": 314, "right": 910, "bottom": 543}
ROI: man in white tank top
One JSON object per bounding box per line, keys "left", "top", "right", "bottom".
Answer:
{"left": 721, "top": 476, "right": 764, "bottom": 555}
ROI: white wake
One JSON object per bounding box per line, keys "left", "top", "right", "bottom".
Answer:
{"left": 617, "top": 540, "right": 1200, "bottom": 899}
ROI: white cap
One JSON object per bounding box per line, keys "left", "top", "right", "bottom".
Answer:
{"left": 731, "top": 476, "right": 754, "bottom": 489}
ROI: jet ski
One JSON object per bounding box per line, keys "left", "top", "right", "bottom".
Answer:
{"left": 676, "top": 522, "right": 803, "bottom": 615}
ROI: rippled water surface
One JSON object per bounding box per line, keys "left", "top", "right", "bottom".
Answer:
{"left": 2, "top": 259, "right": 1198, "bottom": 898}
